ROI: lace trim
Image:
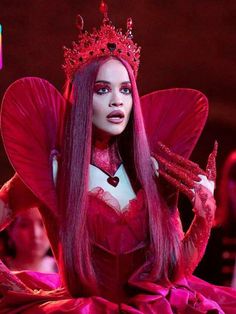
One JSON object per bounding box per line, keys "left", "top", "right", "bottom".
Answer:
{"left": 88, "top": 187, "right": 144, "bottom": 214}
{"left": 182, "top": 215, "right": 213, "bottom": 277}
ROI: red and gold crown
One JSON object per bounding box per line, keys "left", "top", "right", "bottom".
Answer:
{"left": 63, "top": 1, "right": 141, "bottom": 81}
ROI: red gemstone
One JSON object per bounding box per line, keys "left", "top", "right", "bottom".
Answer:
{"left": 107, "top": 42, "right": 116, "bottom": 52}
{"left": 99, "top": 0, "right": 108, "bottom": 15}
{"left": 107, "top": 176, "right": 119, "bottom": 187}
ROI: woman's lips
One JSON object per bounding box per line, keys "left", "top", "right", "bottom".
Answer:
{"left": 107, "top": 110, "right": 125, "bottom": 124}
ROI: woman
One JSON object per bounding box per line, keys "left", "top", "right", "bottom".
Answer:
{"left": 0, "top": 1, "right": 235, "bottom": 313}
{"left": 3, "top": 206, "right": 57, "bottom": 273}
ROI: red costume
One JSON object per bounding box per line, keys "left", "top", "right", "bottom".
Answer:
{"left": 0, "top": 78, "right": 235, "bottom": 313}
{"left": 0, "top": 2, "right": 236, "bottom": 312}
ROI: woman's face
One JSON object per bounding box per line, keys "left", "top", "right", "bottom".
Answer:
{"left": 9, "top": 207, "right": 50, "bottom": 259}
{"left": 92, "top": 59, "right": 133, "bottom": 139}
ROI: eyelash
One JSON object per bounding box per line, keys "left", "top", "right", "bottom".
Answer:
{"left": 95, "top": 86, "right": 111, "bottom": 95}
{"left": 94, "top": 85, "right": 132, "bottom": 95}
{"left": 120, "top": 87, "right": 132, "bottom": 95}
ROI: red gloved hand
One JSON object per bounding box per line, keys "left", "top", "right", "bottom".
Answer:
{"left": 153, "top": 141, "right": 217, "bottom": 202}
{"left": 152, "top": 142, "right": 218, "bottom": 276}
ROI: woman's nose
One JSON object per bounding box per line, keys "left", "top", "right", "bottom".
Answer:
{"left": 32, "top": 224, "right": 43, "bottom": 238}
{"left": 110, "top": 101, "right": 123, "bottom": 107}
{"left": 110, "top": 91, "right": 123, "bottom": 107}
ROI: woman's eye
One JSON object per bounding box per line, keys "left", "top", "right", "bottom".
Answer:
{"left": 94, "top": 85, "right": 111, "bottom": 95}
{"left": 121, "top": 87, "right": 132, "bottom": 95}
{"left": 96, "top": 87, "right": 109, "bottom": 94}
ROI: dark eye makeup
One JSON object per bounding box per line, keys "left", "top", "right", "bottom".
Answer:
{"left": 94, "top": 81, "right": 132, "bottom": 95}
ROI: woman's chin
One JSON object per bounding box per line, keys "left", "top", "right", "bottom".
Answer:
{"left": 93, "top": 126, "right": 125, "bottom": 140}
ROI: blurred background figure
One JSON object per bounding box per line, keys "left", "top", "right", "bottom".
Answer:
{"left": 216, "top": 151, "right": 236, "bottom": 287}
{"left": 1, "top": 207, "right": 57, "bottom": 273}
{"left": 232, "top": 260, "right": 236, "bottom": 289}
{"left": 195, "top": 150, "right": 236, "bottom": 288}
{"left": 0, "top": 230, "right": 7, "bottom": 257}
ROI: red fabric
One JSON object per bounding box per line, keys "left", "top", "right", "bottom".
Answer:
{"left": 1, "top": 77, "right": 66, "bottom": 215}
{"left": 140, "top": 88, "right": 209, "bottom": 211}
{"left": 140, "top": 88, "right": 208, "bottom": 158}
{"left": 1, "top": 190, "right": 236, "bottom": 313}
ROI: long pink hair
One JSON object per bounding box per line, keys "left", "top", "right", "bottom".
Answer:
{"left": 58, "top": 56, "right": 181, "bottom": 297}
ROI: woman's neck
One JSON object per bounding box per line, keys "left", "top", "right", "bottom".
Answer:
{"left": 91, "top": 136, "right": 122, "bottom": 177}
{"left": 9, "top": 255, "right": 55, "bottom": 273}
{"left": 11, "top": 254, "right": 41, "bottom": 270}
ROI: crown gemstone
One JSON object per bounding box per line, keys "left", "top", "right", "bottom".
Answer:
{"left": 107, "top": 42, "right": 116, "bottom": 51}
{"left": 63, "top": 3, "right": 141, "bottom": 80}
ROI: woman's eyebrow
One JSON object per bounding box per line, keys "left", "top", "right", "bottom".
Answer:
{"left": 94, "top": 80, "right": 131, "bottom": 84}
{"left": 95, "top": 80, "right": 110, "bottom": 84}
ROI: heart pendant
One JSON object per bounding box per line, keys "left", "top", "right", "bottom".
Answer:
{"left": 107, "top": 176, "right": 119, "bottom": 187}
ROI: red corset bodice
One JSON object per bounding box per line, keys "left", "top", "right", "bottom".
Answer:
{"left": 87, "top": 188, "right": 149, "bottom": 303}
